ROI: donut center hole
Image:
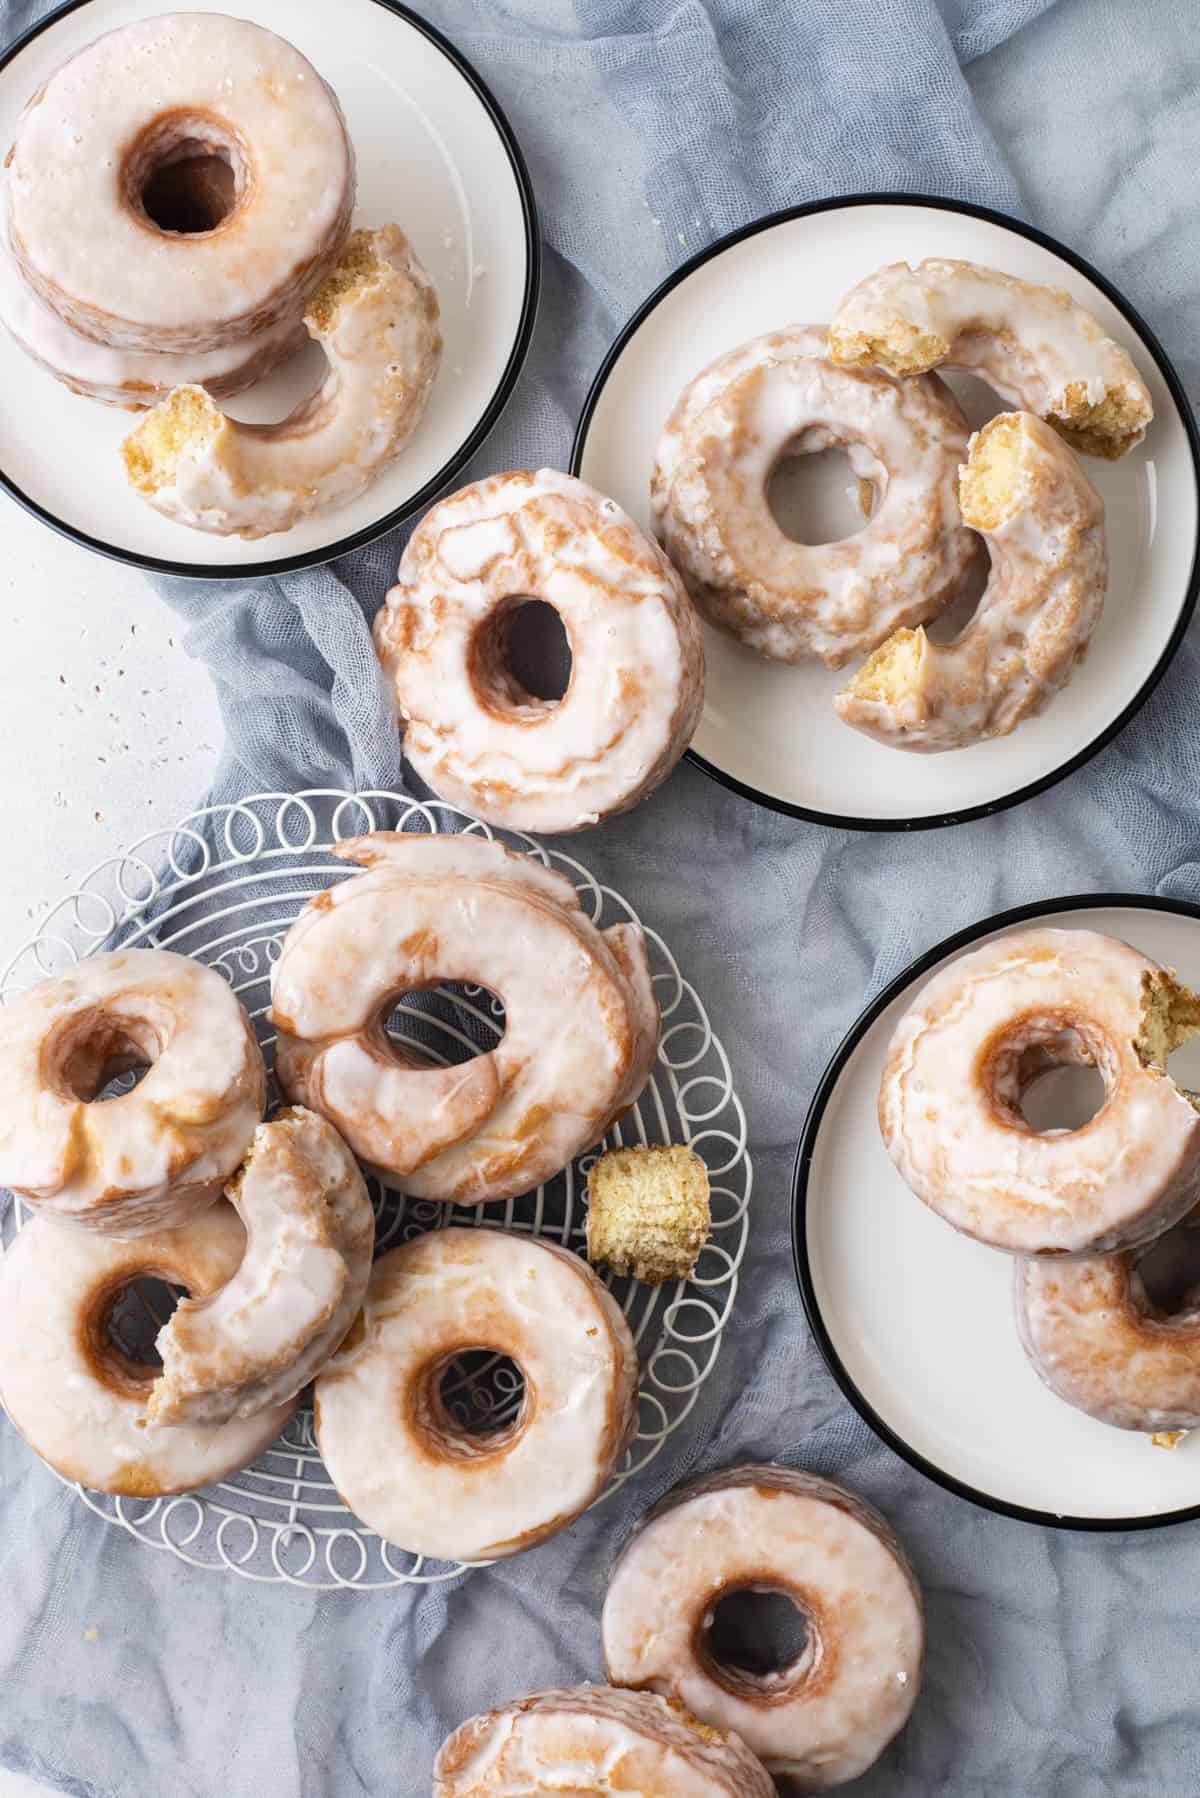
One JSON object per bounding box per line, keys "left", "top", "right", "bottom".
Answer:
{"left": 415, "top": 1348, "right": 529, "bottom": 1458}
{"left": 90, "top": 1274, "right": 188, "bottom": 1395}
{"left": 704, "top": 1586, "right": 816, "bottom": 1692}
{"left": 124, "top": 113, "right": 247, "bottom": 237}
{"left": 51, "top": 1012, "right": 161, "bottom": 1104}
{"left": 1018, "top": 1063, "right": 1107, "bottom": 1133}
{"left": 1136, "top": 1225, "right": 1200, "bottom": 1317}
{"left": 767, "top": 438, "right": 882, "bottom": 546}
{"left": 468, "top": 599, "right": 573, "bottom": 717}
{"left": 382, "top": 983, "right": 505, "bottom": 1066}
{"left": 987, "top": 1024, "right": 1111, "bottom": 1134}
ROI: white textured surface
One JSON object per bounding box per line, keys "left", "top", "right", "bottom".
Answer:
{"left": 0, "top": 494, "right": 221, "bottom": 957}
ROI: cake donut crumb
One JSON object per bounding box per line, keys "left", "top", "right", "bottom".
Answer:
{"left": 586, "top": 1145, "right": 711, "bottom": 1284}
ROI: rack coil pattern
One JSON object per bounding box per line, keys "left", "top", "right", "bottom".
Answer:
{"left": 0, "top": 791, "right": 751, "bottom": 1590}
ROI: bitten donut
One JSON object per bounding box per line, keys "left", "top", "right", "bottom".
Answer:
{"left": 270, "top": 833, "right": 658, "bottom": 1205}
{"left": 122, "top": 226, "right": 442, "bottom": 538}
{"left": 601, "top": 1466, "right": 924, "bottom": 1791}
{"left": 5, "top": 14, "right": 354, "bottom": 355}
{"left": 313, "top": 1228, "right": 638, "bottom": 1561}
{"left": 650, "top": 325, "right": 977, "bottom": 666}
{"left": 0, "top": 948, "right": 265, "bottom": 1236}
{"left": 374, "top": 469, "right": 705, "bottom": 833}
{"left": 433, "top": 1686, "right": 775, "bottom": 1797}
{"left": 835, "top": 411, "right": 1107, "bottom": 751}
{"left": 829, "top": 257, "right": 1153, "bottom": 459}
{"left": 149, "top": 1108, "right": 374, "bottom": 1426}
{"left": 1016, "top": 1248, "right": 1200, "bottom": 1433}
{"left": 880, "top": 928, "right": 1200, "bottom": 1256}
{"left": 0, "top": 1205, "right": 295, "bottom": 1495}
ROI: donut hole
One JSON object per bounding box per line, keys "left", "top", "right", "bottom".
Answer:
{"left": 415, "top": 1347, "right": 529, "bottom": 1458}
{"left": 468, "top": 598, "right": 573, "bottom": 717}
{"left": 766, "top": 436, "right": 882, "bottom": 546}
{"left": 702, "top": 1584, "right": 816, "bottom": 1695}
{"left": 382, "top": 983, "right": 506, "bottom": 1066}
{"left": 87, "top": 1273, "right": 188, "bottom": 1397}
{"left": 1135, "top": 1225, "right": 1200, "bottom": 1318}
{"left": 50, "top": 1010, "right": 162, "bottom": 1104}
{"left": 124, "top": 113, "right": 248, "bottom": 237}
{"left": 985, "top": 1022, "right": 1112, "bottom": 1135}
{"left": 1018, "top": 1063, "right": 1107, "bottom": 1133}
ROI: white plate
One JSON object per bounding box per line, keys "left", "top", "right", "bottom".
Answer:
{"left": 0, "top": 0, "right": 538, "bottom": 577}
{"left": 795, "top": 896, "right": 1200, "bottom": 1529}
{"left": 573, "top": 198, "right": 1200, "bottom": 830}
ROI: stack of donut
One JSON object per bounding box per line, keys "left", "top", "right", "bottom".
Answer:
{"left": 0, "top": 832, "right": 667, "bottom": 1562}
{"left": 880, "top": 925, "right": 1200, "bottom": 1441}
{"left": 651, "top": 257, "right": 1152, "bottom": 753}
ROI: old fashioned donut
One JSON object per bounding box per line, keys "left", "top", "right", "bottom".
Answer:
{"left": 650, "top": 325, "right": 977, "bottom": 667}
{"left": 829, "top": 258, "right": 1153, "bottom": 460}
{"left": 270, "top": 833, "right": 658, "bottom": 1206}
{"left": 5, "top": 14, "right": 354, "bottom": 355}
{"left": 149, "top": 1108, "right": 374, "bottom": 1427}
{"left": 835, "top": 411, "right": 1106, "bottom": 751}
{"left": 374, "top": 469, "right": 704, "bottom": 833}
{"left": 433, "top": 1685, "right": 775, "bottom": 1797}
{"left": 122, "top": 226, "right": 441, "bottom": 538}
{"left": 1015, "top": 1246, "right": 1200, "bottom": 1433}
{"left": 313, "top": 1228, "right": 638, "bottom": 1561}
{"left": 601, "top": 1465, "right": 924, "bottom": 1791}
{"left": 0, "top": 948, "right": 265, "bottom": 1236}
{"left": 0, "top": 1204, "right": 295, "bottom": 1495}
{"left": 880, "top": 927, "right": 1200, "bottom": 1256}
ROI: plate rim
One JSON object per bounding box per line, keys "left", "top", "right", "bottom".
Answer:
{"left": 791, "top": 889, "right": 1200, "bottom": 1533}
{"left": 0, "top": 0, "right": 542, "bottom": 581}
{"left": 570, "top": 191, "right": 1200, "bottom": 834}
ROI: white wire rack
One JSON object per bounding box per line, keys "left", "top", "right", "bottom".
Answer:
{"left": 0, "top": 790, "right": 752, "bottom": 1591}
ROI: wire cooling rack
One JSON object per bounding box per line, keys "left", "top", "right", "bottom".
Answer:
{"left": 0, "top": 791, "right": 751, "bottom": 1591}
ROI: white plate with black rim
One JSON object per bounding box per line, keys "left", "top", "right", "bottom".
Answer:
{"left": 794, "top": 894, "right": 1200, "bottom": 1531}
{"left": 0, "top": 0, "right": 538, "bottom": 579}
{"left": 572, "top": 196, "right": 1200, "bottom": 831}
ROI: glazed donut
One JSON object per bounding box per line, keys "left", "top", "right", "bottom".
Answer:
{"left": 829, "top": 258, "right": 1153, "bottom": 460}
{"left": 5, "top": 13, "right": 354, "bottom": 354}
{"left": 835, "top": 411, "right": 1106, "bottom": 751}
{"left": 433, "top": 1685, "right": 775, "bottom": 1797}
{"left": 0, "top": 948, "right": 265, "bottom": 1236}
{"left": 149, "top": 1108, "right": 374, "bottom": 1427}
{"left": 650, "top": 325, "right": 977, "bottom": 667}
{"left": 122, "top": 226, "right": 442, "bottom": 539}
{"left": 313, "top": 1227, "right": 638, "bottom": 1561}
{"left": 1015, "top": 1247, "right": 1200, "bottom": 1433}
{"left": 879, "top": 927, "right": 1200, "bottom": 1256}
{"left": 270, "top": 833, "right": 658, "bottom": 1205}
{"left": 374, "top": 469, "right": 705, "bottom": 833}
{"left": 601, "top": 1466, "right": 924, "bottom": 1791}
{"left": 0, "top": 1204, "right": 295, "bottom": 1495}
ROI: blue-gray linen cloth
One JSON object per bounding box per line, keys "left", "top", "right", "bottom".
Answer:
{"left": 3, "top": 1, "right": 1200, "bottom": 1793}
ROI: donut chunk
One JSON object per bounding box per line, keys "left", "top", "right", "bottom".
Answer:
{"left": 0, "top": 948, "right": 265, "bottom": 1236}
{"left": 880, "top": 928, "right": 1200, "bottom": 1256}
{"left": 433, "top": 1685, "right": 775, "bottom": 1797}
{"left": 651, "top": 325, "right": 977, "bottom": 667}
{"left": 586, "top": 1144, "right": 711, "bottom": 1284}
{"left": 374, "top": 470, "right": 704, "bottom": 833}
{"left": 601, "top": 1466, "right": 924, "bottom": 1791}
{"left": 5, "top": 14, "right": 354, "bottom": 354}
{"left": 122, "top": 226, "right": 441, "bottom": 538}
{"left": 836, "top": 411, "right": 1106, "bottom": 751}
{"left": 313, "top": 1229, "right": 639, "bottom": 1561}
{"left": 149, "top": 1108, "right": 374, "bottom": 1426}
{"left": 0, "top": 1204, "right": 294, "bottom": 1495}
{"left": 1016, "top": 1249, "right": 1200, "bottom": 1433}
{"left": 270, "top": 833, "right": 659, "bottom": 1206}
{"left": 829, "top": 258, "right": 1153, "bottom": 459}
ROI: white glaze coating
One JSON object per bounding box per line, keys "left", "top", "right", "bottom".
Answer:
{"left": 150, "top": 1108, "right": 374, "bottom": 1426}
{"left": 0, "top": 948, "right": 265, "bottom": 1235}
{"left": 123, "top": 225, "right": 442, "bottom": 538}
{"left": 270, "top": 834, "right": 658, "bottom": 1205}
{"left": 650, "top": 325, "right": 977, "bottom": 667}
{"left": 601, "top": 1466, "right": 924, "bottom": 1791}
{"left": 375, "top": 468, "right": 705, "bottom": 834}
{"left": 313, "top": 1229, "right": 638, "bottom": 1561}
{"left": 835, "top": 411, "right": 1107, "bottom": 751}
{"left": 0, "top": 1204, "right": 294, "bottom": 1495}
{"left": 434, "top": 1685, "right": 776, "bottom": 1797}
{"left": 879, "top": 928, "right": 1200, "bottom": 1256}
{"left": 1016, "top": 1252, "right": 1200, "bottom": 1433}
{"left": 829, "top": 258, "right": 1153, "bottom": 458}
{"left": 6, "top": 13, "right": 354, "bottom": 350}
